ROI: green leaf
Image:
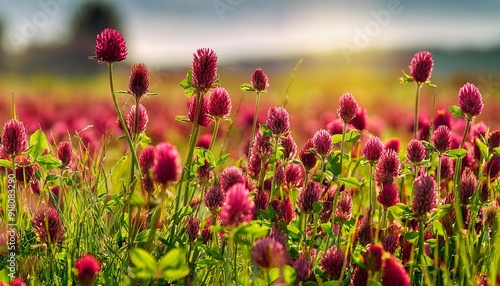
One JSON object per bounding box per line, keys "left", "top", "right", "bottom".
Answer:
{"left": 432, "top": 221, "right": 446, "bottom": 237}
{"left": 0, "top": 159, "right": 11, "bottom": 168}
{"left": 260, "top": 125, "right": 273, "bottom": 137}
{"left": 290, "top": 188, "right": 300, "bottom": 206}
{"left": 312, "top": 201, "right": 323, "bottom": 214}
{"left": 159, "top": 248, "right": 185, "bottom": 270}
{"left": 216, "top": 153, "right": 230, "bottom": 165}
{"left": 36, "top": 154, "right": 62, "bottom": 170}
{"left": 331, "top": 134, "right": 343, "bottom": 145}
{"left": 282, "top": 264, "right": 296, "bottom": 285}
{"left": 172, "top": 206, "right": 193, "bottom": 223}
{"left": 29, "top": 129, "right": 48, "bottom": 159}
{"left": 287, "top": 224, "right": 301, "bottom": 240}
{"left": 131, "top": 248, "right": 157, "bottom": 272}
{"left": 494, "top": 147, "right": 500, "bottom": 157}
{"left": 425, "top": 81, "right": 437, "bottom": 88}
{"left": 130, "top": 191, "right": 146, "bottom": 206}
{"left": 326, "top": 151, "right": 341, "bottom": 177}
{"left": 175, "top": 115, "right": 191, "bottom": 123}
{"left": 338, "top": 177, "right": 362, "bottom": 189}
{"left": 388, "top": 203, "right": 414, "bottom": 219}
{"left": 405, "top": 231, "right": 420, "bottom": 244}
{"left": 203, "top": 245, "right": 223, "bottom": 260}
{"left": 162, "top": 266, "right": 190, "bottom": 281}
{"left": 449, "top": 105, "right": 465, "bottom": 119}
{"left": 196, "top": 258, "right": 219, "bottom": 268}
{"left": 240, "top": 83, "right": 255, "bottom": 92}
{"left": 444, "top": 148, "right": 468, "bottom": 160}
{"left": 429, "top": 204, "right": 452, "bottom": 221}
{"left": 421, "top": 140, "right": 435, "bottom": 152}
{"left": 400, "top": 70, "right": 414, "bottom": 84}
{"left": 135, "top": 230, "right": 150, "bottom": 242}
{"left": 320, "top": 223, "right": 334, "bottom": 237}
{"left": 476, "top": 138, "right": 489, "bottom": 160}
{"left": 344, "top": 129, "right": 361, "bottom": 143}
{"left": 234, "top": 223, "right": 269, "bottom": 243}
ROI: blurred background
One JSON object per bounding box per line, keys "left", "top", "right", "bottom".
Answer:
{"left": 0, "top": 0, "right": 499, "bottom": 154}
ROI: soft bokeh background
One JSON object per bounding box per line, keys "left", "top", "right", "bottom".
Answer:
{"left": 0, "top": 0, "right": 499, "bottom": 154}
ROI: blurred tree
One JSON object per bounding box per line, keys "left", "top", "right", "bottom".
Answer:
{"left": 71, "top": 2, "right": 123, "bottom": 44}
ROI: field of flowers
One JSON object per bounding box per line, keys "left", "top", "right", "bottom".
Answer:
{"left": 1, "top": 28, "right": 500, "bottom": 286}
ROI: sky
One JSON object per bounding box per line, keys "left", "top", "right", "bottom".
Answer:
{"left": 1, "top": 0, "right": 500, "bottom": 67}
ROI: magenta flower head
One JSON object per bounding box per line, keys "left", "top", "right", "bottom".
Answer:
{"left": 336, "top": 190, "right": 353, "bottom": 222}
{"left": 220, "top": 166, "right": 246, "bottom": 192}
{"left": 266, "top": 107, "right": 290, "bottom": 136}
{"left": 251, "top": 68, "right": 269, "bottom": 92}
{"left": 75, "top": 254, "right": 101, "bottom": 286}
{"left": 32, "top": 208, "right": 65, "bottom": 244}
{"left": 128, "top": 63, "right": 149, "bottom": 98}
{"left": 94, "top": 28, "right": 127, "bottom": 63}
{"left": 300, "top": 139, "right": 318, "bottom": 172}
{"left": 220, "top": 183, "right": 255, "bottom": 228}
{"left": 139, "top": 146, "right": 156, "bottom": 175}
{"left": 285, "top": 163, "right": 305, "bottom": 189}
{"left": 337, "top": 93, "right": 358, "bottom": 124}
{"left": 8, "top": 278, "right": 26, "bottom": 286}
{"left": 253, "top": 189, "right": 269, "bottom": 214}
{"left": 375, "top": 149, "right": 401, "bottom": 185}
{"left": 126, "top": 104, "right": 148, "bottom": 135}
{"left": 208, "top": 87, "right": 232, "bottom": 119}
{"left": 381, "top": 256, "right": 410, "bottom": 286}
{"left": 489, "top": 130, "right": 500, "bottom": 150}
{"left": 192, "top": 48, "right": 218, "bottom": 92}
{"left": 432, "top": 125, "right": 451, "bottom": 155}
{"left": 321, "top": 246, "right": 345, "bottom": 280}
{"left": 458, "top": 82, "right": 483, "bottom": 119}
{"left": 378, "top": 182, "right": 399, "bottom": 208}
{"left": 188, "top": 96, "right": 211, "bottom": 127}
{"left": 406, "top": 139, "right": 426, "bottom": 164}
{"left": 363, "top": 244, "right": 385, "bottom": 272}
{"left": 280, "top": 134, "right": 297, "bottom": 161}
{"left": 185, "top": 216, "right": 200, "bottom": 243}
{"left": 411, "top": 175, "right": 437, "bottom": 216}
{"left": 204, "top": 184, "right": 225, "bottom": 213}
{"left": 252, "top": 237, "right": 288, "bottom": 269}
{"left": 251, "top": 129, "right": 273, "bottom": 158}
{"left": 153, "top": 142, "right": 181, "bottom": 185}
{"left": 434, "top": 109, "right": 452, "bottom": 129}
{"left": 460, "top": 167, "right": 477, "bottom": 205}
{"left": 351, "top": 107, "right": 368, "bottom": 131}
{"left": 1, "top": 119, "right": 28, "bottom": 157}
{"left": 57, "top": 141, "right": 73, "bottom": 168}
{"left": 313, "top": 129, "right": 333, "bottom": 157}
{"left": 409, "top": 51, "right": 433, "bottom": 84}
{"left": 298, "top": 181, "right": 320, "bottom": 214}
{"left": 293, "top": 257, "right": 312, "bottom": 283}
{"left": 196, "top": 134, "right": 211, "bottom": 150}
{"left": 326, "top": 118, "right": 345, "bottom": 135}
{"left": 385, "top": 138, "right": 401, "bottom": 153}
{"left": 362, "top": 136, "right": 385, "bottom": 163}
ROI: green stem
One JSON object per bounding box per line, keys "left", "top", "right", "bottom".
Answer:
{"left": 309, "top": 213, "right": 318, "bottom": 250}
{"left": 369, "top": 164, "right": 374, "bottom": 215}
{"left": 436, "top": 156, "right": 442, "bottom": 207}
{"left": 336, "top": 221, "right": 343, "bottom": 248}
{"left": 270, "top": 136, "right": 280, "bottom": 199}
{"left": 233, "top": 239, "right": 238, "bottom": 283}
{"left": 414, "top": 83, "right": 422, "bottom": 139}
{"left": 209, "top": 118, "right": 221, "bottom": 151}
{"left": 340, "top": 122, "right": 348, "bottom": 176}
{"left": 248, "top": 91, "right": 262, "bottom": 159}
{"left": 417, "top": 218, "right": 425, "bottom": 271}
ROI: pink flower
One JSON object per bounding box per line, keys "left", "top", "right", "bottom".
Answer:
{"left": 32, "top": 208, "right": 65, "bottom": 244}
{"left": 204, "top": 184, "right": 225, "bottom": 213}
{"left": 153, "top": 142, "right": 181, "bottom": 185}
{"left": 363, "top": 244, "right": 384, "bottom": 272}
{"left": 192, "top": 48, "right": 218, "bottom": 92}
{"left": 350, "top": 107, "right": 368, "bottom": 131}
{"left": 128, "top": 63, "right": 149, "bottom": 98}
{"left": 378, "top": 182, "right": 399, "bottom": 208}
{"left": 253, "top": 189, "right": 269, "bottom": 215}
{"left": 57, "top": 141, "right": 73, "bottom": 168}
{"left": 406, "top": 139, "right": 426, "bottom": 164}
{"left": 126, "top": 104, "right": 148, "bottom": 135}
{"left": 75, "top": 254, "right": 101, "bottom": 286}
{"left": 432, "top": 125, "right": 451, "bottom": 155}
{"left": 321, "top": 246, "right": 346, "bottom": 280}
{"left": 409, "top": 51, "right": 433, "bottom": 83}
{"left": 298, "top": 181, "right": 320, "bottom": 214}
{"left": 412, "top": 175, "right": 437, "bottom": 216}
{"left": 251, "top": 68, "right": 269, "bottom": 92}
{"left": 251, "top": 129, "right": 273, "bottom": 158}
{"left": 185, "top": 216, "right": 200, "bottom": 242}
{"left": 300, "top": 139, "right": 317, "bottom": 172}
{"left": 196, "top": 134, "right": 212, "bottom": 149}
{"left": 266, "top": 107, "right": 290, "bottom": 136}
{"left": 220, "top": 166, "right": 246, "bottom": 192}
{"left": 251, "top": 237, "right": 288, "bottom": 269}
{"left": 385, "top": 138, "right": 401, "bottom": 153}
{"left": 362, "top": 136, "right": 384, "bottom": 163}
{"left": 280, "top": 134, "right": 297, "bottom": 161}
{"left": 8, "top": 278, "right": 26, "bottom": 286}
{"left": 489, "top": 130, "right": 500, "bottom": 150}
{"left": 293, "top": 257, "right": 312, "bottom": 283}
{"left": 188, "top": 96, "right": 211, "bottom": 127}
{"left": 139, "top": 146, "right": 156, "bottom": 174}
{"left": 285, "top": 163, "right": 305, "bottom": 189}
{"left": 1, "top": 119, "right": 28, "bottom": 157}
{"left": 375, "top": 149, "right": 401, "bottom": 185}
{"left": 95, "top": 28, "right": 127, "bottom": 63}
{"left": 208, "top": 87, "right": 232, "bottom": 119}
{"left": 336, "top": 190, "right": 352, "bottom": 222}
{"left": 433, "top": 109, "right": 452, "bottom": 129}
{"left": 220, "top": 183, "right": 254, "bottom": 227}
{"left": 458, "top": 82, "right": 483, "bottom": 119}
{"left": 381, "top": 256, "right": 410, "bottom": 286}
{"left": 313, "top": 129, "right": 333, "bottom": 157}
{"left": 460, "top": 167, "right": 477, "bottom": 205}
{"left": 337, "top": 93, "right": 358, "bottom": 124}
